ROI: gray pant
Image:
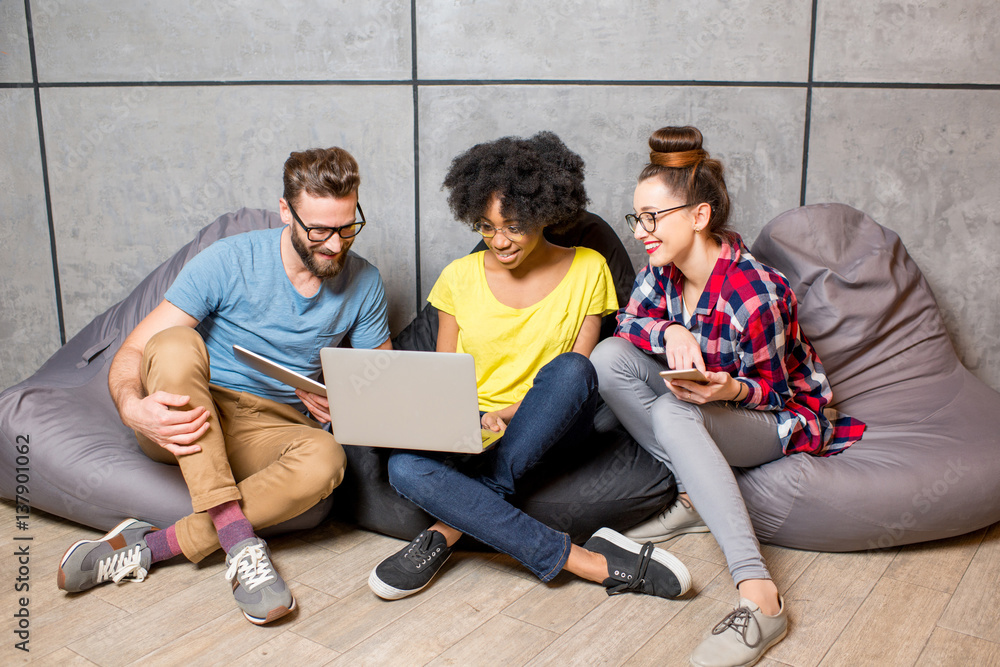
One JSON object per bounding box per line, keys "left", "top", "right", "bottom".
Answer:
{"left": 592, "top": 337, "right": 783, "bottom": 585}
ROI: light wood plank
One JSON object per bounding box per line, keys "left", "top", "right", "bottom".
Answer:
{"left": 295, "top": 519, "right": 381, "bottom": 555}
{"left": 527, "top": 589, "right": 683, "bottom": 665}
{"left": 698, "top": 543, "right": 819, "bottom": 605}
{"left": 291, "top": 557, "right": 480, "bottom": 653}
{"left": 884, "top": 529, "right": 987, "bottom": 594}
{"left": 915, "top": 627, "right": 1000, "bottom": 667}
{"left": 19, "top": 592, "right": 130, "bottom": 663}
{"left": 937, "top": 523, "right": 1000, "bottom": 643}
{"left": 767, "top": 548, "right": 898, "bottom": 667}
{"left": 135, "top": 581, "right": 335, "bottom": 665}
{"left": 503, "top": 555, "right": 722, "bottom": 635}
{"left": 499, "top": 570, "right": 610, "bottom": 635}
{"left": 669, "top": 532, "right": 726, "bottom": 567}
{"left": 329, "top": 562, "right": 536, "bottom": 666}
{"left": 1, "top": 496, "right": 998, "bottom": 666}
{"left": 68, "top": 570, "right": 238, "bottom": 666}
{"left": 294, "top": 531, "right": 415, "bottom": 599}
{"left": 238, "top": 631, "right": 342, "bottom": 665}
{"left": 32, "top": 646, "right": 102, "bottom": 666}
{"left": 428, "top": 614, "right": 558, "bottom": 667}
{"left": 625, "top": 593, "right": 738, "bottom": 667}
{"left": 91, "top": 551, "right": 225, "bottom": 614}
{"left": 0, "top": 501, "right": 82, "bottom": 547}
{"left": 819, "top": 577, "right": 950, "bottom": 667}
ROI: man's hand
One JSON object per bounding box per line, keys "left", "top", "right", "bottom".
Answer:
{"left": 123, "top": 391, "right": 208, "bottom": 457}
{"left": 296, "top": 389, "right": 331, "bottom": 424}
{"left": 665, "top": 370, "right": 742, "bottom": 405}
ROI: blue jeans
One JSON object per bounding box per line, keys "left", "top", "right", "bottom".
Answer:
{"left": 387, "top": 352, "right": 598, "bottom": 581}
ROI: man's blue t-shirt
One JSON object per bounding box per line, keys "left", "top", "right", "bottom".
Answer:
{"left": 164, "top": 226, "right": 390, "bottom": 406}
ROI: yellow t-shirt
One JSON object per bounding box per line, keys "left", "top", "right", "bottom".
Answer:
{"left": 428, "top": 247, "right": 618, "bottom": 412}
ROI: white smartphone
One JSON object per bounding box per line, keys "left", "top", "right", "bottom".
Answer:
{"left": 658, "top": 368, "right": 710, "bottom": 384}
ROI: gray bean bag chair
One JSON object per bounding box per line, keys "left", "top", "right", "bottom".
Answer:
{"left": 0, "top": 207, "right": 676, "bottom": 543}
{"left": 0, "top": 208, "right": 332, "bottom": 534}
{"left": 739, "top": 203, "right": 1000, "bottom": 551}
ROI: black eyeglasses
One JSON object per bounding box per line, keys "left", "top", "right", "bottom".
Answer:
{"left": 625, "top": 203, "right": 692, "bottom": 233}
{"left": 287, "top": 200, "right": 366, "bottom": 241}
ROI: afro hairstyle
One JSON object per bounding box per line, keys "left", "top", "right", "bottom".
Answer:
{"left": 442, "top": 131, "right": 588, "bottom": 234}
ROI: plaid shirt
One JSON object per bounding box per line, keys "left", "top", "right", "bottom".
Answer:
{"left": 615, "top": 234, "right": 864, "bottom": 456}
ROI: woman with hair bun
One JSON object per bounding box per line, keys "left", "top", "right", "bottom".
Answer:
{"left": 592, "top": 126, "right": 865, "bottom": 666}
{"left": 368, "top": 131, "right": 692, "bottom": 604}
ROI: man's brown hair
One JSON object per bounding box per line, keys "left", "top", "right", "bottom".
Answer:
{"left": 282, "top": 147, "right": 360, "bottom": 205}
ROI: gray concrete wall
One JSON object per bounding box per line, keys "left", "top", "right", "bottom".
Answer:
{"left": 2, "top": 0, "right": 998, "bottom": 391}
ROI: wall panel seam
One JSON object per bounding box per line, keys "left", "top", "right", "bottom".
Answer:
{"left": 24, "top": 0, "right": 66, "bottom": 346}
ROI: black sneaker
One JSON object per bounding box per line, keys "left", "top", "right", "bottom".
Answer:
{"left": 584, "top": 527, "right": 692, "bottom": 599}
{"left": 368, "top": 529, "right": 453, "bottom": 600}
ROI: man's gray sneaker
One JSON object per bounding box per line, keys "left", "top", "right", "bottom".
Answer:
{"left": 225, "top": 537, "right": 295, "bottom": 625}
{"left": 689, "top": 596, "right": 788, "bottom": 667}
{"left": 584, "top": 527, "right": 692, "bottom": 599}
{"left": 369, "top": 529, "right": 453, "bottom": 600}
{"left": 624, "top": 495, "right": 708, "bottom": 543}
{"left": 58, "top": 518, "right": 156, "bottom": 592}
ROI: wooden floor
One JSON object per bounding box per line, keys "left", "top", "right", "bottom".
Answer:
{"left": 2, "top": 501, "right": 999, "bottom": 666}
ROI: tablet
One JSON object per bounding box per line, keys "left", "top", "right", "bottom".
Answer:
{"left": 658, "top": 368, "right": 710, "bottom": 383}
{"left": 232, "top": 344, "right": 326, "bottom": 394}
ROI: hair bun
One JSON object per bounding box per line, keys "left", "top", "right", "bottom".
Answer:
{"left": 648, "top": 125, "right": 708, "bottom": 169}
{"left": 649, "top": 147, "right": 708, "bottom": 169}
{"left": 638, "top": 124, "right": 731, "bottom": 242}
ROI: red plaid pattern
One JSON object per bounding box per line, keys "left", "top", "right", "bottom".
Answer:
{"left": 615, "top": 234, "right": 865, "bottom": 456}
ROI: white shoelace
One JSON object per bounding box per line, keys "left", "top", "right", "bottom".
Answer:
{"left": 96, "top": 545, "right": 148, "bottom": 584}
{"left": 225, "top": 543, "right": 275, "bottom": 592}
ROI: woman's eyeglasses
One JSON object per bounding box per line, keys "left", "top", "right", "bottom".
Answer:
{"left": 473, "top": 221, "right": 527, "bottom": 242}
{"left": 625, "top": 203, "right": 692, "bottom": 233}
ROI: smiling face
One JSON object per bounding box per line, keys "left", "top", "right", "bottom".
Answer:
{"left": 282, "top": 190, "right": 359, "bottom": 279}
{"left": 631, "top": 178, "right": 701, "bottom": 269}
{"left": 479, "top": 195, "right": 543, "bottom": 272}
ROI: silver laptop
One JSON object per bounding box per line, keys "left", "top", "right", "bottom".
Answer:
{"left": 320, "top": 347, "right": 501, "bottom": 454}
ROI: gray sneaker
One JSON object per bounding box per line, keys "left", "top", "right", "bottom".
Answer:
{"left": 57, "top": 518, "right": 156, "bottom": 592}
{"left": 225, "top": 537, "right": 295, "bottom": 625}
{"left": 624, "top": 495, "right": 708, "bottom": 542}
{"left": 689, "top": 596, "right": 788, "bottom": 667}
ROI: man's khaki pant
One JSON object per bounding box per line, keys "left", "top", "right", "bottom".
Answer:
{"left": 135, "top": 326, "right": 345, "bottom": 562}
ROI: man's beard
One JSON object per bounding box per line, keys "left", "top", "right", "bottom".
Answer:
{"left": 291, "top": 228, "right": 350, "bottom": 279}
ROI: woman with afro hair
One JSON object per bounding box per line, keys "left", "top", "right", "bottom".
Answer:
{"left": 368, "top": 131, "right": 692, "bottom": 602}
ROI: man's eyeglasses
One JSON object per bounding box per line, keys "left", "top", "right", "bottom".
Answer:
{"left": 287, "top": 200, "right": 366, "bottom": 241}
{"left": 625, "top": 203, "right": 692, "bottom": 233}
{"left": 473, "top": 221, "right": 527, "bottom": 242}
